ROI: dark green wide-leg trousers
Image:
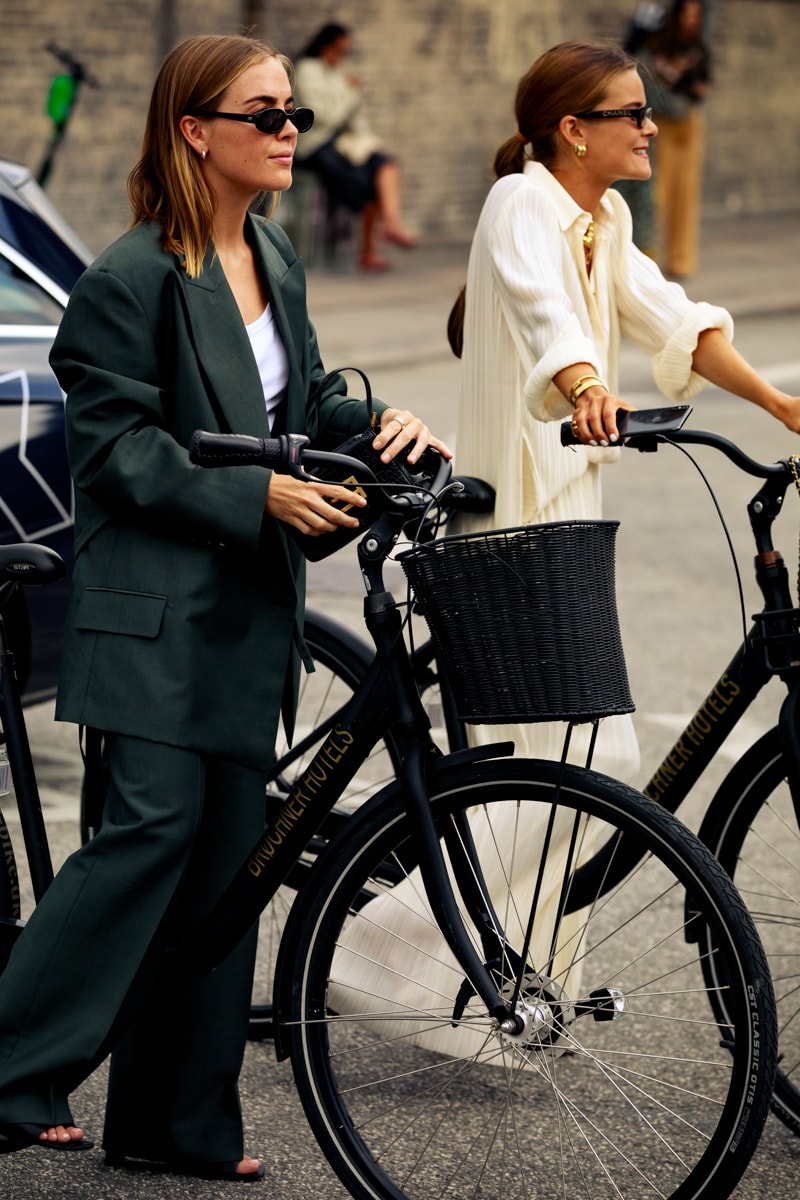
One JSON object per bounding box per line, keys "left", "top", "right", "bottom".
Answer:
{"left": 0, "top": 733, "right": 266, "bottom": 1165}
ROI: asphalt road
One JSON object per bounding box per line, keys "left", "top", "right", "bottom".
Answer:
{"left": 4, "top": 263, "right": 800, "bottom": 1197}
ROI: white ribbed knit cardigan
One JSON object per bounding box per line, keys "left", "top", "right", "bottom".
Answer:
{"left": 453, "top": 160, "right": 733, "bottom": 775}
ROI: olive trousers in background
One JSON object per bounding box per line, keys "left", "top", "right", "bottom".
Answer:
{"left": 653, "top": 106, "right": 706, "bottom": 279}
{"left": 0, "top": 733, "right": 267, "bottom": 1166}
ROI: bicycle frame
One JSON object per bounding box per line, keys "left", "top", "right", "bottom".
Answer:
{"left": 570, "top": 436, "right": 800, "bottom": 900}
{"left": 271, "top": 616, "right": 466, "bottom": 800}
{"left": 0, "top": 576, "right": 59, "bottom": 905}
{"left": 170, "top": 510, "right": 517, "bottom": 1027}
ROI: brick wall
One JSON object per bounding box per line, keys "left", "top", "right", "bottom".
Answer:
{"left": 2, "top": 0, "right": 798, "bottom": 254}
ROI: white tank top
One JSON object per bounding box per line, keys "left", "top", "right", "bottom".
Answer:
{"left": 245, "top": 304, "right": 289, "bottom": 431}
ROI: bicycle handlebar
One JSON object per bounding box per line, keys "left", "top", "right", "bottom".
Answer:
{"left": 560, "top": 407, "right": 789, "bottom": 481}
{"left": 191, "top": 430, "right": 311, "bottom": 470}
{"left": 190, "top": 429, "right": 455, "bottom": 516}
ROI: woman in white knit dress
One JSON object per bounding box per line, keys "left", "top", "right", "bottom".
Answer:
{"left": 451, "top": 39, "right": 800, "bottom": 772}
{"left": 330, "top": 40, "right": 800, "bottom": 1055}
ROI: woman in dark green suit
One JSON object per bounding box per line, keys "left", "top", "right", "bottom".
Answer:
{"left": 0, "top": 34, "right": 449, "bottom": 1181}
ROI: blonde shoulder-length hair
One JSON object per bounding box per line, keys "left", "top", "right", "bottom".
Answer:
{"left": 128, "top": 34, "right": 292, "bottom": 277}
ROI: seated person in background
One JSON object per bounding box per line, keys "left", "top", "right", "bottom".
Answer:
{"left": 293, "top": 21, "right": 416, "bottom": 271}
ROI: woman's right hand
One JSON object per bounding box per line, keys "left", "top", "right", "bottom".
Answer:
{"left": 570, "top": 387, "right": 636, "bottom": 447}
{"left": 266, "top": 473, "right": 367, "bottom": 537}
{"left": 554, "top": 364, "right": 636, "bottom": 446}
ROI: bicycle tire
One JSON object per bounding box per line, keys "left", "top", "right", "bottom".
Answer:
{"left": 698, "top": 725, "right": 800, "bottom": 1135}
{"left": 282, "top": 757, "right": 776, "bottom": 1200}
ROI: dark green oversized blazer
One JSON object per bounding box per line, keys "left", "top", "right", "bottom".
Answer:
{"left": 49, "top": 216, "right": 386, "bottom": 769}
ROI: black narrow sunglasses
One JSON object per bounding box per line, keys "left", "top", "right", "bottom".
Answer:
{"left": 188, "top": 106, "right": 315, "bottom": 134}
{"left": 574, "top": 106, "right": 654, "bottom": 129}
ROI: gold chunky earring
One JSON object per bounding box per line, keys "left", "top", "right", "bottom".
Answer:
{"left": 574, "top": 143, "right": 587, "bottom": 158}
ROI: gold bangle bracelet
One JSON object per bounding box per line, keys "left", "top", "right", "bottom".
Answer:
{"left": 568, "top": 375, "right": 606, "bottom": 406}
{"left": 568, "top": 374, "right": 599, "bottom": 398}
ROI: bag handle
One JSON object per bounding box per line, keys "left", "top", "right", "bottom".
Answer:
{"left": 312, "top": 366, "right": 375, "bottom": 433}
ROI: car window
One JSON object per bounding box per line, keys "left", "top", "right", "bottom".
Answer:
{"left": 0, "top": 195, "right": 87, "bottom": 292}
{"left": 0, "top": 253, "right": 64, "bottom": 325}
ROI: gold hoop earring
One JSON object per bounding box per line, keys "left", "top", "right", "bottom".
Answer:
{"left": 574, "top": 143, "right": 587, "bottom": 159}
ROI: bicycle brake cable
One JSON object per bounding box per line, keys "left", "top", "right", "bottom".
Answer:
{"left": 788, "top": 454, "right": 800, "bottom": 604}
{"left": 666, "top": 440, "right": 748, "bottom": 647}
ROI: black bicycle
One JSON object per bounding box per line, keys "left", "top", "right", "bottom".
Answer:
{"left": 248, "top": 474, "right": 491, "bottom": 1034}
{"left": 0, "top": 431, "right": 777, "bottom": 1200}
{"left": 284, "top": 408, "right": 800, "bottom": 1140}
{"left": 562, "top": 410, "right": 800, "bottom": 1137}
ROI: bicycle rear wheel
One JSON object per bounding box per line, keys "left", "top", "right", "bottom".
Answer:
{"left": 0, "top": 807, "right": 21, "bottom": 974}
{"left": 283, "top": 758, "right": 775, "bottom": 1200}
{"left": 698, "top": 726, "right": 800, "bottom": 1135}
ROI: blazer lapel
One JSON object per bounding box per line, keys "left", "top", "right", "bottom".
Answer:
{"left": 246, "top": 217, "right": 310, "bottom": 434}
{"left": 181, "top": 246, "right": 271, "bottom": 437}
{"left": 180, "top": 223, "right": 307, "bottom": 582}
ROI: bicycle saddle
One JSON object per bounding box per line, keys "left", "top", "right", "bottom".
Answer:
{"left": 0, "top": 544, "right": 66, "bottom": 586}
{"left": 449, "top": 475, "right": 496, "bottom": 514}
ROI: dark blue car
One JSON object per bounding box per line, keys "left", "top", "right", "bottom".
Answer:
{"left": 0, "top": 160, "right": 93, "bottom": 700}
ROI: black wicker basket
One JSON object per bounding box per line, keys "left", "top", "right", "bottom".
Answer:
{"left": 398, "top": 520, "right": 634, "bottom": 724}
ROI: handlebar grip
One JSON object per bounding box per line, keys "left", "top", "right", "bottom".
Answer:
{"left": 190, "top": 430, "right": 287, "bottom": 468}
{"left": 560, "top": 420, "right": 579, "bottom": 447}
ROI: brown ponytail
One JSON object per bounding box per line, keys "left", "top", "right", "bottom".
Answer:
{"left": 493, "top": 135, "right": 529, "bottom": 180}
{"left": 446, "top": 284, "right": 466, "bottom": 359}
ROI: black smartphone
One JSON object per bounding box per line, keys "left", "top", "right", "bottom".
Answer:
{"left": 560, "top": 404, "right": 692, "bottom": 446}
{"left": 616, "top": 404, "right": 692, "bottom": 438}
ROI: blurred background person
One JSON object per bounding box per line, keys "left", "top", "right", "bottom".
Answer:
{"left": 293, "top": 21, "right": 416, "bottom": 271}
{"left": 638, "top": 0, "right": 712, "bottom": 278}
{"left": 613, "top": 1, "right": 666, "bottom": 255}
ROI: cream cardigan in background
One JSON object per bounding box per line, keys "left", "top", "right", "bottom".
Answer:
{"left": 293, "top": 57, "right": 375, "bottom": 161}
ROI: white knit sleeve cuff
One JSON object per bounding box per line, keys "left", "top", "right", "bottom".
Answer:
{"left": 523, "top": 320, "right": 602, "bottom": 421}
{"left": 652, "top": 302, "right": 734, "bottom": 402}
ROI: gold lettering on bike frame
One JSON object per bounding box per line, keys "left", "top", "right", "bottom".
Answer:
{"left": 644, "top": 673, "right": 742, "bottom": 802}
{"left": 246, "top": 724, "right": 355, "bottom": 877}
{"left": 0, "top": 821, "right": 20, "bottom": 912}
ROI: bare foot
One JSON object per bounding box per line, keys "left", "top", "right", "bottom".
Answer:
{"left": 360, "top": 253, "right": 391, "bottom": 272}
{"left": 384, "top": 227, "right": 418, "bottom": 249}
{"left": 38, "top": 1125, "right": 87, "bottom": 1145}
{"left": 236, "top": 1155, "right": 262, "bottom": 1177}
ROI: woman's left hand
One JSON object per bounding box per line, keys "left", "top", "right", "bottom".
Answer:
{"left": 372, "top": 409, "right": 453, "bottom": 466}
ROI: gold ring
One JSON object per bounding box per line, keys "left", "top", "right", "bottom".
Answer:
{"left": 570, "top": 419, "right": 579, "bottom": 437}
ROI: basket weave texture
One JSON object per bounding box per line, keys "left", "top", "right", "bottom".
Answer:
{"left": 399, "top": 521, "right": 634, "bottom": 724}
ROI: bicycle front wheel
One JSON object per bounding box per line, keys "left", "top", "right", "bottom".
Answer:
{"left": 698, "top": 726, "right": 800, "bottom": 1135}
{"left": 284, "top": 758, "right": 775, "bottom": 1200}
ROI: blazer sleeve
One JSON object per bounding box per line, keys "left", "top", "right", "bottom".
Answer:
{"left": 50, "top": 265, "right": 270, "bottom": 549}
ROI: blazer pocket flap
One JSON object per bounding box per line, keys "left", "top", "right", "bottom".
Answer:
{"left": 76, "top": 587, "right": 167, "bottom": 639}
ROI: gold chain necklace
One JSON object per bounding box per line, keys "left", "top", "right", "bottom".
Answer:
{"left": 583, "top": 219, "right": 595, "bottom": 273}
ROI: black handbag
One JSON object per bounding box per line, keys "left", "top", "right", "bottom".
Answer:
{"left": 290, "top": 367, "right": 419, "bottom": 562}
